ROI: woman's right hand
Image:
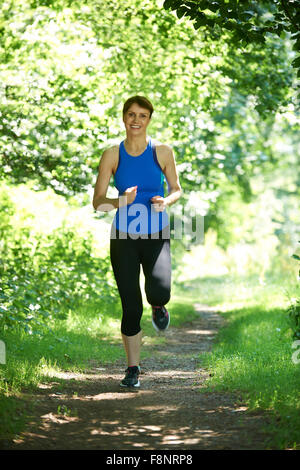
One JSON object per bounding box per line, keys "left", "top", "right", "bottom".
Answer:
{"left": 119, "top": 186, "right": 137, "bottom": 207}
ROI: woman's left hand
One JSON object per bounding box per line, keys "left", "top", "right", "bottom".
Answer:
{"left": 150, "top": 195, "right": 167, "bottom": 212}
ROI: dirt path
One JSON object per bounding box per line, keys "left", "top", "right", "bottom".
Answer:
{"left": 3, "top": 304, "right": 272, "bottom": 450}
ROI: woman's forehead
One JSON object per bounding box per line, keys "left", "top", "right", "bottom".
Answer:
{"left": 126, "top": 103, "right": 150, "bottom": 114}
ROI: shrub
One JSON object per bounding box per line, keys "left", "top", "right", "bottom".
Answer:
{"left": 0, "top": 185, "right": 117, "bottom": 336}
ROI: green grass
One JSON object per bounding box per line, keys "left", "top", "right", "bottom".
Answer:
{"left": 181, "top": 273, "right": 300, "bottom": 450}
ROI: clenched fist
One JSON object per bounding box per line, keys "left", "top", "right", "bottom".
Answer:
{"left": 150, "top": 195, "right": 167, "bottom": 212}
{"left": 119, "top": 186, "right": 138, "bottom": 207}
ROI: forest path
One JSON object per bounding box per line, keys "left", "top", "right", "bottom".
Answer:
{"left": 3, "top": 304, "right": 272, "bottom": 450}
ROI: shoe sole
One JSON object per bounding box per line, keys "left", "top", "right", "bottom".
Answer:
{"left": 120, "top": 380, "right": 140, "bottom": 388}
{"left": 152, "top": 314, "right": 170, "bottom": 332}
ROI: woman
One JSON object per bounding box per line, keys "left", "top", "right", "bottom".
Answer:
{"left": 93, "top": 96, "right": 181, "bottom": 388}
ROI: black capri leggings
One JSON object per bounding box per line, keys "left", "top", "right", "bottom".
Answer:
{"left": 110, "top": 230, "right": 171, "bottom": 336}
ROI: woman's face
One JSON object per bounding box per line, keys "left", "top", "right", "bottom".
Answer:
{"left": 123, "top": 103, "right": 151, "bottom": 136}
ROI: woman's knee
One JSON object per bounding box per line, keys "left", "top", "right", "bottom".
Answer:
{"left": 146, "top": 283, "right": 170, "bottom": 307}
{"left": 121, "top": 310, "right": 142, "bottom": 336}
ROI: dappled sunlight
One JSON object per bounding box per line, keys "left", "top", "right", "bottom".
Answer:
{"left": 150, "top": 370, "right": 192, "bottom": 378}
{"left": 161, "top": 429, "right": 216, "bottom": 446}
{"left": 184, "top": 328, "right": 217, "bottom": 336}
{"left": 41, "top": 412, "right": 79, "bottom": 425}
{"left": 86, "top": 390, "right": 154, "bottom": 401}
{"left": 14, "top": 381, "right": 265, "bottom": 450}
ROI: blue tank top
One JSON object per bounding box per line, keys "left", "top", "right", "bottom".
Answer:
{"left": 112, "top": 138, "right": 169, "bottom": 235}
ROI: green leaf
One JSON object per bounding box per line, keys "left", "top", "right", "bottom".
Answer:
{"left": 291, "top": 56, "right": 300, "bottom": 68}
{"left": 163, "top": 0, "right": 182, "bottom": 10}
{"left": 176, "top": 6, "right": 188, "bottom": 18}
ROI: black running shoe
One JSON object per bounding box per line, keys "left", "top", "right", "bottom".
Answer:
{"left": 152, "top": 305, "right": 170, "bottom": 332}
{"left": 120, "top": 366, "right": 140, "bottom": 388}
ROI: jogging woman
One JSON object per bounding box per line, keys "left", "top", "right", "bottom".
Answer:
{"left": 92, "top": 96, "right": 181, "bottom": 388}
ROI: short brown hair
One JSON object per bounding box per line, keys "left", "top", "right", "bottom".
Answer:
{"left": 123, "top": 96, "right": 154, "bottom": 117}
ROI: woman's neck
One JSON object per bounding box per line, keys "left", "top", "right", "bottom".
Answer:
{"left": 124, "top": 135, "right": 149, "bottom": 155}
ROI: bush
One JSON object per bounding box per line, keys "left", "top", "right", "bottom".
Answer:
{"left": 0, "top": 183, "right": 117, "bottom": 336}
{"left": 287, "top": 244, "right": 300, "bottom": 339}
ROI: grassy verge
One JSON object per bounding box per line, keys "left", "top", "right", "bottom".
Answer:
{"left": 178, "top": 273, "right": 300, "bottom": 450}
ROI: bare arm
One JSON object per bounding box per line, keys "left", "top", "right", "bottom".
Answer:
{"left": 151, "top": 144, "right": 182, "bottom": 211}
{"left": 163, "top": 146, "right": 182, "bottom": 206}
{"left": 92, "top": 147, "right": 119, "bottom": 211}
{"left": 92, "top": 147, "right": 137, "bottom": 212}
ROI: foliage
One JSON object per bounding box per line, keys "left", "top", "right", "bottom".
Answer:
{"left": 0, "top": 0, "right": 296, "bottom": 200}
{"left": 287, "top": 242, "right": 300, "bottom": 339}
{"left": 163, "top": 0, "right": 300, "bottom": 91}
{"left": 0, "top": 183, "right": 117, "bottom": 336}
{"left": 288, "top": 298, "right": 300, "bottom": 339}
{"left": 292, "top": 246, "right": 300, "bottom": 266}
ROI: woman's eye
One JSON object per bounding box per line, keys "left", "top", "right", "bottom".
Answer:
{"left": 128, "top": 113, "right": 148, "bottom": 118}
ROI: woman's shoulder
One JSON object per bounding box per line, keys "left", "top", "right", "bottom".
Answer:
{"left": 99, "top": 145, "right": 119, "bottom": 173}
{"left": 102, "top": 144, "right": 119, "bottom": 157}
{"left": 151, "top": 140, "right": 174, "bottom": 162}
{"left": 151, "top": 139, "right": 173, "bottom": 155}
{"left": 101, "top": 145, "right": 120, "bottom": 163}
